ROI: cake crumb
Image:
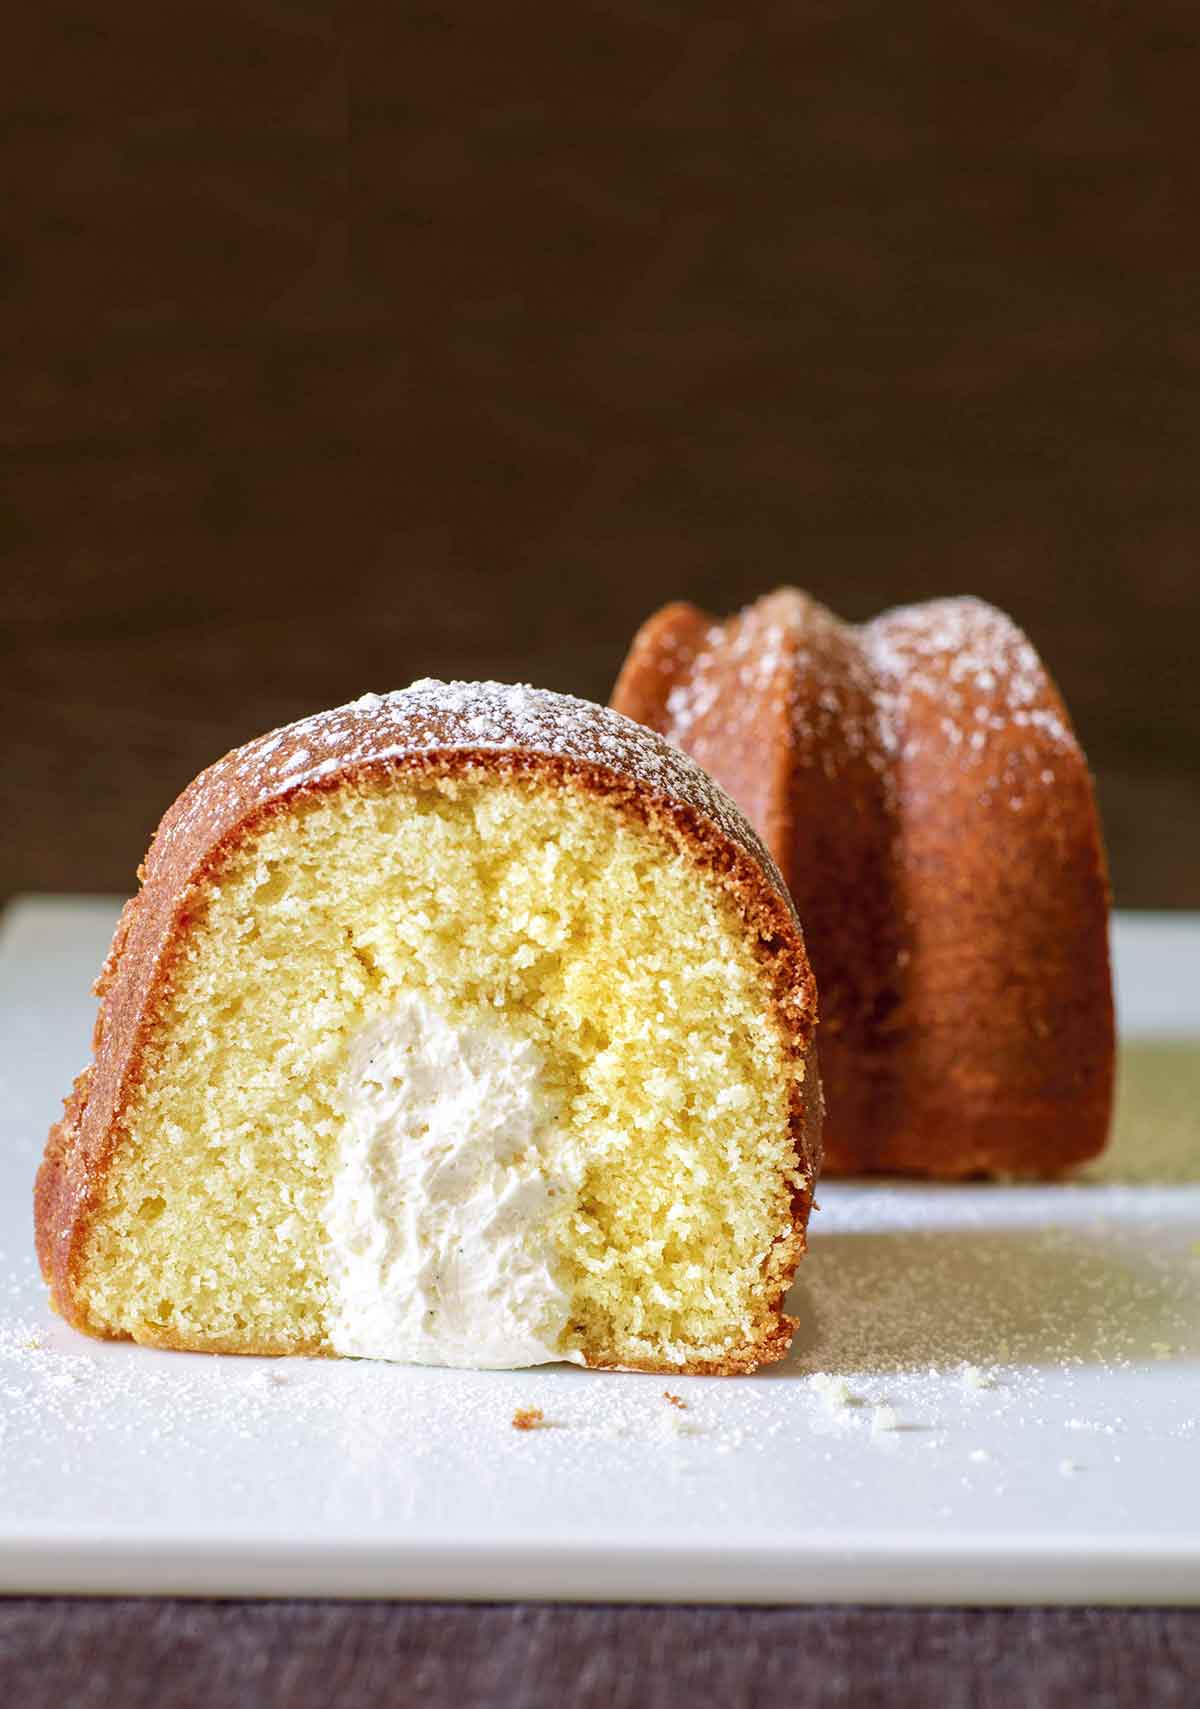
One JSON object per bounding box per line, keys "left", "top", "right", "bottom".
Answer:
{"left": 809, "top": 1372, "right": 857, "bottom": 1410}
{"left": 654, "top": 1411, "right": 702, "bottom": 1441}
{"left": 960, "top": 1364, "right": 996, "bottom": 1391}
{"left": 872, "top": 1404, "right": 899, "bottom": 1432}
{"left": 663, "top": 1392, "right": 687, "bottom": 1410}
{"left": 511, "top": 1407, "right": 545, "bottom": 1432}
{"left": 248, "top": 1368, "right": 290, "bottom": 1390}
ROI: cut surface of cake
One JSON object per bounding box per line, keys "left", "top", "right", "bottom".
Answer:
{"left": 612, "top": 590, "right": 1114, "bottom": 1179}
{"left": 35, "top": 682, "right": 821, "bottom": 1374}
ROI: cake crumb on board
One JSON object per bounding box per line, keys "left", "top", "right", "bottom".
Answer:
{"left": 511, "top": 1407, "right": 545, "bottom": 1432}
{"left": 809, "top": 1372, "right": 858, "bottom": 1410}
{"left": 663, "top": 1392, "right": 687, "bottom": 1410}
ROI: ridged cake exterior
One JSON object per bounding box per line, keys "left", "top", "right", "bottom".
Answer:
{"left": 612, "top": 590, "right": 1114, "bottom": 1178}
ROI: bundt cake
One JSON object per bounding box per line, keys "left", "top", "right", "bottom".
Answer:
{"left": 35, "top": 681, "right": 822, "bottom": 1374}
{"left": 612, "top": 590, "right": 1114, "bottom": 1178}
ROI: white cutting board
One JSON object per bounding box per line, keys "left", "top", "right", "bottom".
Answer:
{"left": 1, "top": 897, "right": 1197, "bottom": 1604}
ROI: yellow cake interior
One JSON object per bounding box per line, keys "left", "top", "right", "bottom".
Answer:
{"left": 77, "top": 769, "right": 805, "bottom": 1369}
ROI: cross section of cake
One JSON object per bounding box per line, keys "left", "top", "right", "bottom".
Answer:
{"left": 35, "top": 681, "right": 822, "bottom": 1374}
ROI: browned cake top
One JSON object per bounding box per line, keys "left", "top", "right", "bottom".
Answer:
{"left": 657, "top": 590, "right": 1086, "bottom": 798}
{"left": 150, "top": 678, "right": 794, "bottom": 905}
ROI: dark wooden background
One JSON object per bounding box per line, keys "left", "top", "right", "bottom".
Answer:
{"left": 5, "top": 2, "right": 1198, "bottom": 908}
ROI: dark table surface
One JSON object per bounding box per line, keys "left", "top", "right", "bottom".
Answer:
{"left": 3, "top": 1600, "right": 1198, "bottom": 1708}
{"left": 6, "top": 3, "right": 1200, "bottom": 1699}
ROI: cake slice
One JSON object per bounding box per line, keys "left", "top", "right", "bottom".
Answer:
{"left": 36, "top": 681, "right": 821, "bottom": 1374}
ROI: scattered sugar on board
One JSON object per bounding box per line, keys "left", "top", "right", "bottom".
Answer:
{"left": 3, "top": 1042, "right": 1196, "bottom": 1527}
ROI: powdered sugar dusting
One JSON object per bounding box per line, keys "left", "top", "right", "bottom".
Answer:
{"left": 150, "top": 680, "right": 790, "bottom": 905}
{"left": 865, "top": 596, "right": 1078, "bottom": 783}
{"left": 656, "top": 591, "right": 1079, "bottom": 812}
{"left": 665, "top": 610, "right": 793, "bottom": 745}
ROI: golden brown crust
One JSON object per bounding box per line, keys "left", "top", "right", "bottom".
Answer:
{"left": 582, "top": 1310, "right": 799, "bottom": 1376}
{"left": 511, "top": 1407, "right": 546, "bottom": 1431}
{"left": 35, "top": 681, "right": 822, "bottom": 1376}
{"left": 612, "top": 590, "right": 1115, "bottom": 1179}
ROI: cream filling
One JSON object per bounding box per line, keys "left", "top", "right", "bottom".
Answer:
{"left": 323, "top": 995, "right": 585, "bottom": 1368}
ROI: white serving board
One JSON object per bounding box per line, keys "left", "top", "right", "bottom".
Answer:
{"left": 1, "top": 897, "right": 1197, "bottom": 1604}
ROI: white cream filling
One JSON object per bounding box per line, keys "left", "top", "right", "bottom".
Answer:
{"left": 323, "top": 995, "right": 586, "bottom": 1368}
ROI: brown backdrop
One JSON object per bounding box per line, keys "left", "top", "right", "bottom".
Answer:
{"left": 6, "top": 3, "right": 1198, "bottom": 906}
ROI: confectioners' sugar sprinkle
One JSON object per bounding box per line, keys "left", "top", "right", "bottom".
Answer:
{"left": 663, "top": 590, "right": 894, "bottom": 791}
{"left": 151, "top": 679, "right": 792, "bottom": 908}
{"left": 864, "top": 597, "right": 1076, "bottom": 779}
{"left": 657, "top": 591, "right": 1079, "bottom": 813}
